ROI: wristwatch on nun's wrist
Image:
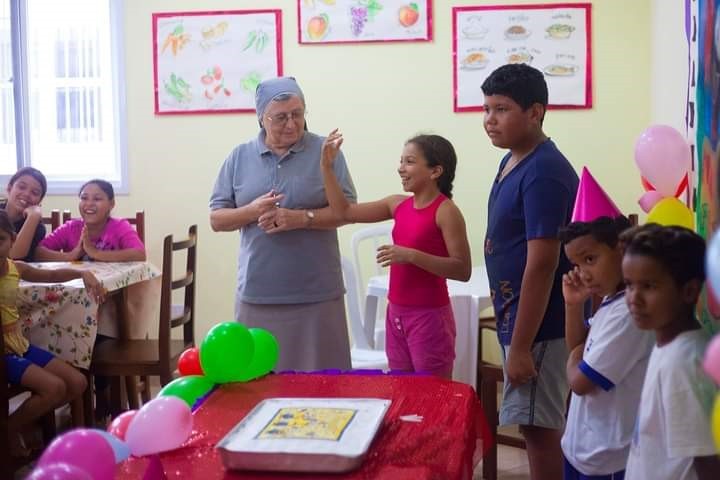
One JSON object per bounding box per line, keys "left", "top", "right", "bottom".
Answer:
{"left": 305, "top": 210, "right": 315, "bottom": 227}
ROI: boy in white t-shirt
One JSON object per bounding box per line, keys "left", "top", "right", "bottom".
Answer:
{"left": 560, "top": 214, "right": 655, "bottom": 480}
{"left": 622, "top": 224, "right": 719, "bottom": 480}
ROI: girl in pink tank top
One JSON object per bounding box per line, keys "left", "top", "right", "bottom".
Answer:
{"left": 321, "top": 131, "right": 471, "bottom": 378}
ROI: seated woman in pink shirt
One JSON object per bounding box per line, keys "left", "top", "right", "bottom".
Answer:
{"left": 35, "top": 179, "right": 146, "bottom": 262}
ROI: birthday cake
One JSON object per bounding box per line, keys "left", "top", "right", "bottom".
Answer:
{"left": 217, "top": 398, "right": 391, "bottom": 473}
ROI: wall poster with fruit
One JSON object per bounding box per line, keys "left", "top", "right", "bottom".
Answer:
{"left": 298, "top": 0, "right": 431, "bottom": 44}
{"left": 453, "top": 3, "right": 591, "bottom": 112}
{"left": 153, "top": 10, "right": 282, "bottom": 114}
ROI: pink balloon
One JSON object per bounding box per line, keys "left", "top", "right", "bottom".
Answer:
{"left": 108, "top": 409, "right": 137, "bottom": 441}
{"left": 638, "top": 190, "right": 665, "bottom": 213}
{"left": 38, "top": 429, "right": 115, "bottom": 480}
{"left": 703, "top": 334, "right": 720, "bottom": 385}
{"left": 27, "top": 462, "right": 92, "bottom": 480}
{"left": 125, "top": 396, "right": 193, "bottom": 457}
{"left": 634, "top": 125, "right": 691, "bottom": 197}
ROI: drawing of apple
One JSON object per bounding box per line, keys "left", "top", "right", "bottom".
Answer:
{"left": 307, "top": 14, "right": 329, "bottom": 40}
{"left": 398, "top": 3, "right": 420, "bottom": 27}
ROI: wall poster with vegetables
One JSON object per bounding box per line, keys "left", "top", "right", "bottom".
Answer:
{"left": 453, "top": 3, "right": 592, "bottom": 112}
{"left": 153, "top": 10, "right": 282, "bottom": 115}
{"left": 298, "top": 0, "right": 432, "bottom": 44}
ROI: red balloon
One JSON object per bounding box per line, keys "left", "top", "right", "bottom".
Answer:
{"left": 178, "top": 347, "right": 204, "bottom": 376}
{"left": 107, "top": 409, "right": 137, "bottom": 441}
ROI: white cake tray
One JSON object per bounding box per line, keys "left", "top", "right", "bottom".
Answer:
{"left": 217, "top": 397, "right": 391, "bottom": 473}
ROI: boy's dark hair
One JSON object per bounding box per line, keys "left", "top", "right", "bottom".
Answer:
{"left": 0, "top": 210, "right": 16, "bottom": 236}
{"left": 558, "top": 216, "right": 632, "bottom": 248}
{"left": 8, "top": 167, "right": 47, "bottom": 199}
{"left": 481, "top": 63, "right": 549, "bottom": 110}
{"left": 406, "top": 134, "right": 457, "bottom": 199}
{"left": 620, "top": 224, "right": 706, "bottom": 286}
{"left": 79, "top": 179, "right": 114, "bottom": 200}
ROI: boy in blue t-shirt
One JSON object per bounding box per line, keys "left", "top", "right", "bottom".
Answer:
{"left": 483, "top": 63, "right": 579, "bottom": 479}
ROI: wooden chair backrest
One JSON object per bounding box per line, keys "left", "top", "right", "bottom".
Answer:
{"left": 40, "top": 209, "right": 62, "bottom": 232}
{"left": 158, "top": 225, "right": 197, "bottom": 361}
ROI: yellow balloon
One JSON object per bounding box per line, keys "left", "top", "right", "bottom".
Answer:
{"left": 713, "top": 394, "right": 720, "bottom": 451}
{"left": 646, "top": 197, "right": 694, "bottom": 230}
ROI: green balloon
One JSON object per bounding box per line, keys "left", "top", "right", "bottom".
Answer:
{"left": 200, "top": 322, "right": 254, "bottom": 383}
{"left": 158, "top": 375, "right": 215, "bottom": 407}
{"left": 237, "top": 328, "right": 279, "bottom": 382}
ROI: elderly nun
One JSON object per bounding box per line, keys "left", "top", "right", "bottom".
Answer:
{"left": 209, "top": 76, "right": 357, "bottom": 371}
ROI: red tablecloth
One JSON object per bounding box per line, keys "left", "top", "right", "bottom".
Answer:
{"left": 117, "top": 373, "right": 490, "bottom": 480}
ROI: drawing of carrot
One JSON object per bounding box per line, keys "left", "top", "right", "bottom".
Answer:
{"left": 160, "top": 25, "right": 191, "bottom": 56}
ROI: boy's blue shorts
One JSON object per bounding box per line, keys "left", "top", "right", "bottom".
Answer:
{"left": 5, "top": 344, "right": 55, "bottom": 384}
{"left": 564, "top": 457, "right": 625, "bottom": 480}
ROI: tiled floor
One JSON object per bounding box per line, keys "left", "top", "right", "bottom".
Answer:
{"left": 473, "top": 425, "right": 531, "bottom": 480}
{"left": 475, "top": 445, "right": 531, "bottom": 479}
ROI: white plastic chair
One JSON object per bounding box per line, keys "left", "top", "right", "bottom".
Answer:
{"left": 350, "top": 222, "right": 393, "bottom": 349}
{"left": 341, "top": 256, "right": 388, "bottom": 370}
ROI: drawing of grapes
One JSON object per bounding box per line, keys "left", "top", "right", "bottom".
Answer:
{"left": 350, "top": 0, "right": 383, "bottom": 37}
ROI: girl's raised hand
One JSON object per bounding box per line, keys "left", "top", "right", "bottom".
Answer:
{"left": 321, "top": 129, "right": 343, "bottom": 169}
{"left": 562, "top": 266, "right": 591, "bottom": 306}
{"left": 24, "top": 204, "right": 42, "bottom": 220}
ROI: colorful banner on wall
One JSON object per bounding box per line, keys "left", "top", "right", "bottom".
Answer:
{"left": 695, "top": 0, "right": 720, "bottom": 332}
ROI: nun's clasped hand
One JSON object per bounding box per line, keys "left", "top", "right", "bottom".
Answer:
{"left": 258, "top": 207, "right": 302, "bottom": 234}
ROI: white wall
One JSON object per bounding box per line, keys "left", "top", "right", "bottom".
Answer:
{"left": 651, "top": 0, "right": 690, "bottom": 131}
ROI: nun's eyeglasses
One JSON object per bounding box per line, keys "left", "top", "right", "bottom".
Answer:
{"left": 266, "top": 110, "right": 306, "bottom": 124}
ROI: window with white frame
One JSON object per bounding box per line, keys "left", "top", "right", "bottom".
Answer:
{"left": 1, "top": 0, "right": 126, "bottom": 194}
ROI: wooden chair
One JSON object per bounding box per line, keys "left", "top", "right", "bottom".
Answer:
{"left": 477, "top": 318, "right": 525, "bottom": 480}
{"left": 40, "top": 209, "right": 62, "bottom": 232}
{"left": 1, "top": 328, "right": 57, "bottom": 480}
{"left": 88, "top": 225, "right": 197, "bottom": 420}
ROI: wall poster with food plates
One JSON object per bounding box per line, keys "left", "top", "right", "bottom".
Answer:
{"left": 453, "top": 3, "right": 592, "bottom": 112}
{"left": 152, "top": 9, "right": 282, "bottom": 114}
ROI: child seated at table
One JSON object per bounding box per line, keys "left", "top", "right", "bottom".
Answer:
{"left": 1, "top": 167, "right": 48, "bottom": 262}
{"left": 559, "top": 211, "right": 655, "bottom": 479}
{"left": 0, "top": 210, "right": 104, "bottom": 454}
{"left": 622, "top": 224, "right": 720, "bottom": 479}
{"left": 34, "top": 179, "right": 146, "bottom": 262}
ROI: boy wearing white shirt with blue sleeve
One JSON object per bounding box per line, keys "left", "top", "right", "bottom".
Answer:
{"left": 559, "top": 169, "right": 655, "bottom": 479}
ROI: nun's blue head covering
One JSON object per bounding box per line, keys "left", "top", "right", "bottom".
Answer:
{"left": 255, "top": 76, "right": 305, "bottom": 127}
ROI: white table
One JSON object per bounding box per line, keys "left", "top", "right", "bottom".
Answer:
{"left": 365, "top": 266, "right": 492, "bottom": 389}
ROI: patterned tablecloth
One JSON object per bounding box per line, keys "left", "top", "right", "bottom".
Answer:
{"left": 18, "top": 261, "right": 161, "bottom": 369}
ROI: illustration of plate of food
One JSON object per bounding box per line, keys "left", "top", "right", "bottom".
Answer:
{"left": 546, "top": 24, "right": 575, "bottom": 39}
{"left": 460, "top": 52, "right": 489, "bottom": 70}
{"left": 543, "top": 64, "right": 577, "bottom": 76}
{"left": 507, "top": 51, "right": 533, "bottom": 64}
{"left": 504, "top": 25, "right": 530, "bottom": 40}
{"left": 462, "top": 16, "right": 488, "bottom": 39}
